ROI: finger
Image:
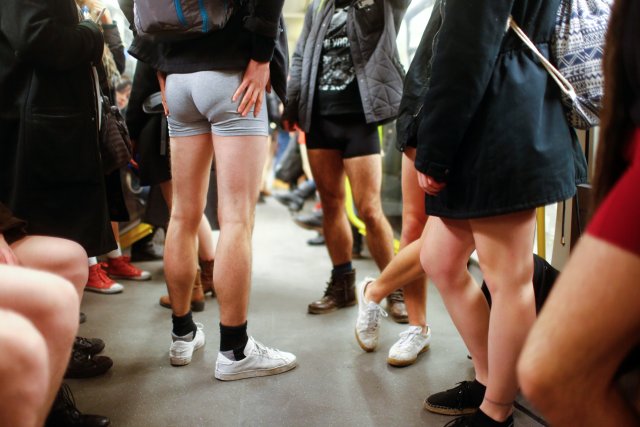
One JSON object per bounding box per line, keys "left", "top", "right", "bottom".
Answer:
{"left": 241, "top": 88, "right": 259, "bottom": 117}
{"left": 254, "top": 91, "right": 263, "bottom": 117}
{"left": 0, "top": 248, "right": 16, "bottom": 265}
{"left": 266, "top": 80, "right": 272, "bottom": 93}
{"left": 233, "top": 80, "right": 248, "bottom": 103}
{"left": 238, "top": 85, "right": 253, "bottom": 115}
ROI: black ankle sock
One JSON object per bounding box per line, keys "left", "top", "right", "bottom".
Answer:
{"left": 172, "top": 311, "right": 197, "bottom": 338}
{"left": 220, "top": 322, "right": 249, "bottom": 361}
{"left": 472, "top": 409, "right": 513, "bottom": 427}
{"left": 332, "top": 262, "right": 353, "bottom": 276}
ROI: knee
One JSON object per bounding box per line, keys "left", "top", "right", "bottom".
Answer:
{"left": 319, "top": 194, "right": 344, "bottom": 217}
{"left": 0, "top": 312, "right": 49, "bottom": 401}
{"left": 482, "top": 259, "right": 533, "bottom": 298}
{"left": 357, "top": 203, "right": 383, "bottom": 226}
{"left": 517, "top": 344, "right": 569, "bottom": 420}
{"left": 57, "top": 240, "right": 88, "bottom": 293}
{"left": 420, "top": 245, "right": 464, "bottom": 290}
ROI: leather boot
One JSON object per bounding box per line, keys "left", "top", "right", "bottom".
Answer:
{"left": 199, "top": 258, "right": 215, "bottom": 297}
{"left": 159, "top": 269, "right": 205, "bottom": 312}
{"left": 386, "top": 289, "right": 409, "bottom": 323}
{"left": 308, "top": 270, "right": 356, "bottom": 314}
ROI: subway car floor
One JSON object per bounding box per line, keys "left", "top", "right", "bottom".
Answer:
{"left": 72, "top": 198, "right": 546, "bottom": 427}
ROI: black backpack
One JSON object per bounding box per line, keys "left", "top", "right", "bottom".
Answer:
{"left": 133, "top": 0, "right": 236, "bottom": 39}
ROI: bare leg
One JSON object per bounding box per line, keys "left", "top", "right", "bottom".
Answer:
{"left": 0, "top": 264, "right": 79, "bottom": 426}
{"left": 160, "top": 180, "right": 215, "bottom": 262}
{"left": 471, "top": 210, "right": 536, "bottom": 421}
{"left": 164, "top": 134, "right": 214, "bottom": 317}
{"left": 11, "top": 236, "right": 88, "bottom": 298}
{"left": 420, "top": 217, "right": 487, "bottom": 384}
{"left": 398, "top": 150, "right": 427, "bottom": 328}
{"left": 519, "top": 235, "right": 640, "bottom": 426}
{"left": 344, "top": 154, "right": 394, "bottom": 271}
{"left": 364, "top": 151, "right": 428, "bottom": 327}
{"left": 307, "top": 149, "right": 351, "bottom": 267}
{"left": 212, "top": 134, "right": 268, "bottom": 326}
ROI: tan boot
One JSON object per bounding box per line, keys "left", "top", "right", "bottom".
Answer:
{"left": 198, "top": 259, "right": 215, "bottom": 297}
{"left": 159, "top": 269, "right": 205, "bottom": 312}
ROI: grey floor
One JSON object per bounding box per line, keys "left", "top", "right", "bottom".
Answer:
{"left": 72, "top": 198, "right": 546, "bottom": 427}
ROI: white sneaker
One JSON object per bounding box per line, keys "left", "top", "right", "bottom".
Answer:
{"left": 214, "top": 337, "right": 297, "bottom": 381}
{"left": 355, "top": 278, "right": 387, "bottom": 352}
{"left": 169, "top": 322, "right": 205, "bottom": 366}
{"left": 387, "top": 325, "right": 431, "bottom": 367}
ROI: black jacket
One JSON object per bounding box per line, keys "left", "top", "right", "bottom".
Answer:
{"left": 409, "top": 0, "right": 587, "bottom": 218}
{"left": 122, "top": 0, "right": 289, "bottom": 103}
{"left": 0, "top": 0, "right": 116, "bottom": 256}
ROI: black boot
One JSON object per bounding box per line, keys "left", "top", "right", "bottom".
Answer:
{"left": 46, "top": 383, "right": 110, "bottom": 427}
{"left": 308, "top": 270, "right": 356, "bottom": 314}
{"left": 274, "top": 180, "right": 316, "bottom": 211}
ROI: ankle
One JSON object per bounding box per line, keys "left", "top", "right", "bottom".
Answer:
{"left": 479, "top": 400, "right": 514, "bottom": 423}
{"left": 363, "top": 281, "right": 382, "bottom": 304}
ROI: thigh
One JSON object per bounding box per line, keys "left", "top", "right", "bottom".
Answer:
{"left": 470, "top": 210, "right": 536, "bottom": 288}
{"left": 307, "top": 149, "right": 346, "bottom": 204}
{"left": 169, "top": 134, "right": 214, "bottom": 219}
{"left": 213, "top": 135, "right": 268, "bottom": 224}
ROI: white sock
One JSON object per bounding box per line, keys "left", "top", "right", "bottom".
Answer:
{"left": 107, "top": 244, "right": 122, "bottom": 259}
{"left": 88, "top": 257, "right": 98, "bottom": 266}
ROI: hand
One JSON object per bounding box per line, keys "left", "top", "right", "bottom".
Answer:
{"left": 0, "top": 234, "right": 18, "bottom": 265}
{"left": 281, "top": 119, "right": 298, "bottom": 132}
{"left": 156, "top": 71, "right": 169, "bottom": 116}
{"left": 233, "top": 60, "right": 271, "bottom": 117}
{"left": 417, "top": 172, "right": 446, "bottom": 196}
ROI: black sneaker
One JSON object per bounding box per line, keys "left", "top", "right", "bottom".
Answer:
{"left": 64, "top": 349, "right": 113, "bottom": 379}
{"left": 46, "top": 383, "right": 110, "bottom": 427}
{"left": 73, "top": 337, "right": 105, "bottom": 356}
{"left": 444, "top": 411, "right": 514, "bottom": 427}
{"left": 425, "top": 380, "right": 486, "bottom": 415}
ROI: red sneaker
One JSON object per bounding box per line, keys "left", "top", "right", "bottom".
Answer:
{"left": 85, "top": 264, "right": 124, "bottom": 294}
{"left": 106, "top": 255, "right": 151, "bottom": 281}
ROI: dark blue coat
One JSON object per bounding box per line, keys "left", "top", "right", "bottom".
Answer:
{"left": 411, "top": 0, "right": 587, "bottom": 219}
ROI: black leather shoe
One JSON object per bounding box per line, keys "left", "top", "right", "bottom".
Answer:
{"left": 274, "top": 180, "right": 316, "bottom": 211}
{"left": 294, "top": 210, "right": 323, "bottom": 231}
{"left": 79, "top": 312, "right": 87, "bottom": 324}
{"left": 64, "top": 350, "right": 113, "bottom": 379}
{"left": 73, "top": 337, "right": 105, "bottom": 356}
{"left": 46, "top": 383, "right": 111, "bottom": 427}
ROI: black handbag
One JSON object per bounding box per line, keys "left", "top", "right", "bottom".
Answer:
{"left": 99, "top": 95, "right": 133, "bottom": 174}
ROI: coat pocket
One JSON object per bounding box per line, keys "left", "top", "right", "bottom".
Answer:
{"left": 24, "top": 110, "right": 100, "bottom": 187}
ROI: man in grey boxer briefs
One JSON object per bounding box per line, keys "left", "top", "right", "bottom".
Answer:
{"left": 128, "top": 1, "right": 296, "bottom": 381}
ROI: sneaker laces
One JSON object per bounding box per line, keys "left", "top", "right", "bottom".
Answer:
{"left": 361, "top": 303, "right": 387, "bottom": 333}
{"left": 252, "top": 340, "right": 281, "bottom": 359}
{"left": 396, "top": 326, "right": 424, "bottom": 347}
